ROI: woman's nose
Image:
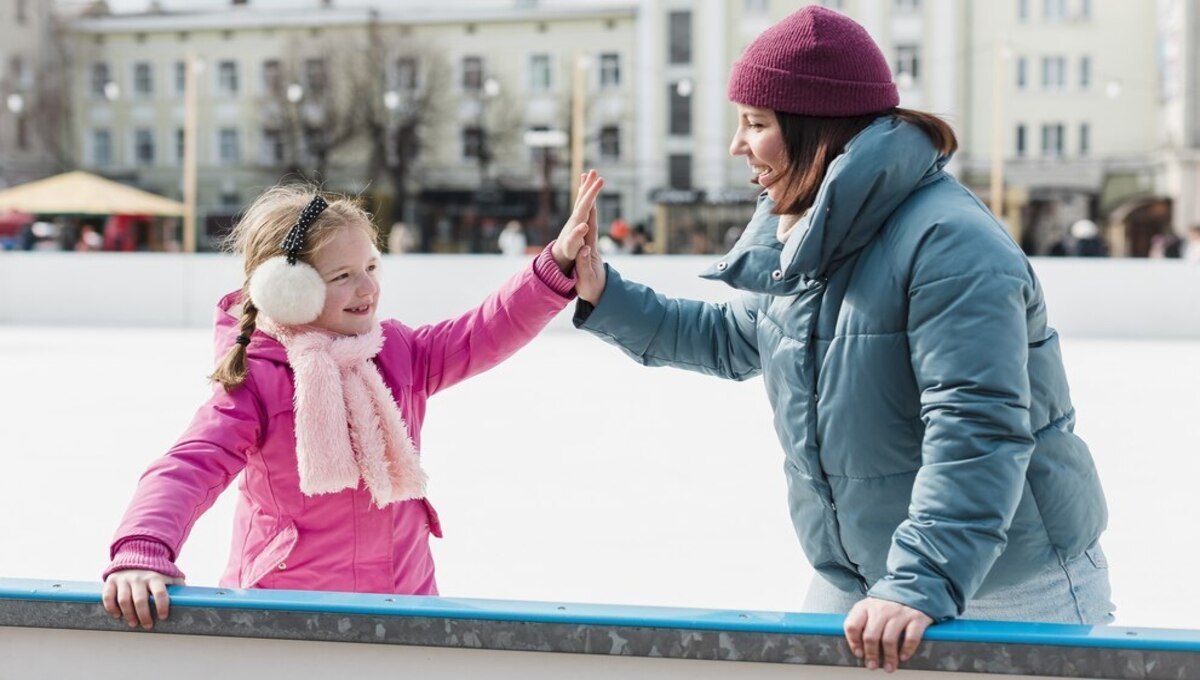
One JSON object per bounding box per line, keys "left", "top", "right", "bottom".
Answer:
{"left": 729, "top": 130, "right": 747, "bottom": 157}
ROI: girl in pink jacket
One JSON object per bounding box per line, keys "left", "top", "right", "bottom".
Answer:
{"left": 102, "top": 173, "right": 605, "bottom": 630}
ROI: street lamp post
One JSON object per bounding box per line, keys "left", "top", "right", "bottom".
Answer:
{"left": 182, "top": 54, "right": 200, "bottom": 253}
{"left": 524, "top": 128, "right": 568, "bottom": 243}
{"left": 990, "top": 43, "right": 1013, "bottom": 223}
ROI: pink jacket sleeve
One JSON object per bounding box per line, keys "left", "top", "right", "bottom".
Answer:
{"left": 105, "top": 378, "right": 264, "bottom": 577}
{"left": 410, "top": 243, "right": 575, "bottom": 396}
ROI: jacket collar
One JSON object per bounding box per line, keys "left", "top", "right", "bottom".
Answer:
{"left": 701, "top": 115, "right": 949, "bottom": 295}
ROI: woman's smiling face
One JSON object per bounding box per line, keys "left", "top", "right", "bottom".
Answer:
{"left": 729, "top": 104, "right": 790, "bottom": 203}
{"left": 309, "top": 223, "right": 381, "bottom": 336}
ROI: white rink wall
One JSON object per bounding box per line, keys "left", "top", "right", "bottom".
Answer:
{"left": 3, "top": 252, "right": 1200, "bottom": 338}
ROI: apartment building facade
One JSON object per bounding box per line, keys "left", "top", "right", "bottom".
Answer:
{"left": 67, "top": 1, "right": 636, "bottom": 251}
{"left": 0, "top": 0, "right": 64, "bottom": 189}
{"left": 57, "top": 0, "right": 1183, "bottom": 255}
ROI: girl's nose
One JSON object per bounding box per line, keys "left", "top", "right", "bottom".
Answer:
{"left": 358, "top": 273, "right": 379, "bottom": 298}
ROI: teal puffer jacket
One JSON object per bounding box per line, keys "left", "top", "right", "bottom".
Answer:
{"left": 575, "top": 116, "right": 1107, "bottom": 622}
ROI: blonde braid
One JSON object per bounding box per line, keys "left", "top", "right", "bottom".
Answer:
{"left": 209, "top": 296, "right": 260, "bottom": 391}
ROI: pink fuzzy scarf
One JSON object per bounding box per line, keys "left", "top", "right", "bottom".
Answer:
{"left": 268, "top": 321, "right": 426, "bottom": 507}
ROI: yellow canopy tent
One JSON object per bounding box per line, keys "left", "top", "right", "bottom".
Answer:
{"left": 0, "top": 171, "right": 183, "bottom": 216}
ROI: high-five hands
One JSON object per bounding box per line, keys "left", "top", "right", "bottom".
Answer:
{"left": 551, "top": 170, "right": 605, "bottom": 275}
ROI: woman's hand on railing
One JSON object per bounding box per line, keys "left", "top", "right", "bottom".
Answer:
{"left": 102, "top": 569, "right": 185, "bottom": 630}
{"left": 843, "top": 596, "right": 933, "bottom": 673}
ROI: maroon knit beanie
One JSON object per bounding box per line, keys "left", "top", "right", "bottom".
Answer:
{"left": 727, "top": 6, "right": 899, "bottom": 118}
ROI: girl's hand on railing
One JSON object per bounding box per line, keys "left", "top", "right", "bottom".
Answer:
{"left": 102, "top": 569, "right": 185, "bottom": 630}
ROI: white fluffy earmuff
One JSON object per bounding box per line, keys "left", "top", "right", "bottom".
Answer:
{"left": 248, "top": 255, "right": 326, "bottom": 325}
{"left": 247, "top": 195, "right": 330, "bottom": 326}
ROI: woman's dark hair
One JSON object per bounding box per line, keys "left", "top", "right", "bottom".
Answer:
{"left": 769, "top": 108, "right": 958, "bottom": 216}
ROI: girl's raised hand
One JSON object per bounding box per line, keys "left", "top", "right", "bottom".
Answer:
{"left": 102, "top": 569, "right": 185, "bottom": 630}
{"left": 551, "top": 170, "right": 605, "bottom": 274}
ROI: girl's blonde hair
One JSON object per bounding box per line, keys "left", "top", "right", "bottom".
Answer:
{"left": 210, "top": 184, "right": 378, "bottom": 391}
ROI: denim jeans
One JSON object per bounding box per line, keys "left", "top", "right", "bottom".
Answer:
{"left": 802, "top": 543, "right": 1115, "bottom": 624}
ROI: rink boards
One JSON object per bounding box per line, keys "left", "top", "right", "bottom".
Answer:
{"left": 2, "top": 579, "right": 1198, "bottom": 679}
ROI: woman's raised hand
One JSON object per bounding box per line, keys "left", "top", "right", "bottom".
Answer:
{"left": 551, "top": 170, "right": 605, "bottom": 274}
{"left": 102, "top": 569, "right": 185, "bottom": 630}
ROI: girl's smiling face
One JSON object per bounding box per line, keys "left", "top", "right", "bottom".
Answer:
{"left": 729, "top": 104, "right": 790, "bottom": 202}
{"left": 309, "top": 223, "right": 381, "bottom": 336}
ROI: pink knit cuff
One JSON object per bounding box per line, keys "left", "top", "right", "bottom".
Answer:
{"left": 533, "top": 241, "right": 578, "bottom": 298}
{"left": 103, "top": 538, "right": 186, "bottom": 581}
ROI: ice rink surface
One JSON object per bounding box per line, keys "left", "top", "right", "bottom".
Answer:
{"left": 1, "top": 324, "right": 1196, "bottom": 629}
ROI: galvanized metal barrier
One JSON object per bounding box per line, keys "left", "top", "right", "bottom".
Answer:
{"left": 1, "top": 578, "right": 1197, "bottom": 679}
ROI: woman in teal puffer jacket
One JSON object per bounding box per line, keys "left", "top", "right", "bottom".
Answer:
{"left": 569, "top": 6, "right": 1111, "bottom": 674}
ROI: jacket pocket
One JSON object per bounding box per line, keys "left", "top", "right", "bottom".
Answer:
{"left": 240, "top": 522, "right": 299, "bottom": 589}
{"left": 422, "top": 498, "right": 443, "bottom": 538}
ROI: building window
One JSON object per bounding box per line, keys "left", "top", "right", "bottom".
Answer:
{"left": 303, "top": 127, "right": 325, "bottom": 165}
{"left": 218, "top": 127, "right": 241, "bottom": 165}
{"left": 599, "top": 53, "right": 620, "bottom": 88}
{"left": 395, "top": 57, "right": 418, "bottom": 91}
{"left": 1080, "top": 0, "right": 1091, "bottom": 19}
{"left": 1041, "top": 123, "right": 1064, "bottom": 156}
{"left": 668, "top": 11, "right": 692, "bottom": 65}
{"left": 1017, "top": 0, "right": 1029, "bottom": 21}
{"left": 16, "top": 0, "right": 28, "bottom": 24}
{"left": 1041, "top": 56, "right": 1066, "bottom": 90}
{"left": 305, "top": 58, "right": 327, "bottom": 98}
{"left": 1079, "top": 122, "right": 1089, "bottom": 155}
{"left": 174, "top": 60, "right": 186, "bottom": 96}
{"left": 598, "top": 193, "right": 622, "bottom": 228}
{"left": 134, "top": 128, "right": 155, "bottom": 165}
{"left": 1043, "top": 0, "right": 1067, "bottom": 21}
{"left": 894, "top": 45, "right": 920, "bottom": 84}
{"left": 462, "top": 126, "right": 484, "bottom": 160}
{"left": 133, "top": 62, "right": 154, "bottom": 98}
{"left": 261, "top": 128, "right": 284, "bottom": 165}
{"left": 175, "top": 128, "right": 184, "bottom": 165}
{"left": 668, "top": 154, "right": 692, "bottom": 190}
{"left": 529, "top": 54, "right": 551, "bottom": 92}
{"left": 90, "top": 62, "right": 110, "bottom": 99}
{"left": 744, "top": 0, "right": 768, "bottom": 14}
{"left": 821, "top": 0, "right": 845, "bottom": 9}
{"left": 262, "top": 59, "right": 282, "bottom": 96}
{"left": 92, "top": 128, "right": 112, "bottom": 166}
{"left": 217, "top": 60, "right": 239, "bottom": 96}
{"left": 894, "top": 0, "right": 920, "bottom": 12}
{"left": 1016, "top": 56, "right": 1028, "bottom": 89}
{"left": 668, "top": 82, "right": 692, "bottom": 136}
{"left": 304, "top": 57, "right": 328, "bottom": 97}
{"left": 1079, "top": 56, "right": 1091, "bottom": 89}
{"left": 9, "top": 56, "right": 29, "bottom": 88}
{"left": 462, "top": 56, "right": 483, "bottom": 91}
{"left": 600, "top": 125, "right": 620, "bottom": 160}
{"left": 1015, "top": 123, "right": 1026, "bottom": 157}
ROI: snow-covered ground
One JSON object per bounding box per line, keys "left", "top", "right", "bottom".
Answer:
{"left": 1, "top": 325, "right": 1196, "bottom": 630}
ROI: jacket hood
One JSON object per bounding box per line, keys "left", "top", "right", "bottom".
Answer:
{"left": 701, "top": 115, "right": 949, "bottom": 295}
{"left": 215, "top": 290, "right": 289, "bottom": 366}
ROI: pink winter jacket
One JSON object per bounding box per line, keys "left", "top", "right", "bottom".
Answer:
{"left": 106, "top": 247, "right": 574, "bottom": 595}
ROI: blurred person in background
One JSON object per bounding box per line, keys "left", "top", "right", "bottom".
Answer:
{"left": 498, "top": 219, "right": 528, "bottom": 256}
{"left": 1049, "top": 219, "right": 1107, "bottom": 257}
{"left": 1185, "top": 224, "right": 1200, "bottom": 264}
{"left": 567, "top": 6, "right": 1111, "bottom": 673}
{"left": 388, "top": 221, "right": 419, "bottom": 254}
